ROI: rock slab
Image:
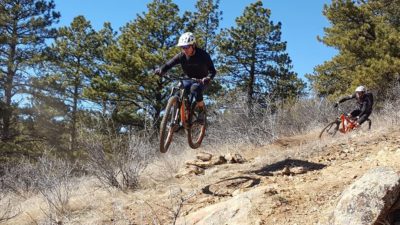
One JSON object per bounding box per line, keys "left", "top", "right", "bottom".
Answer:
{"left": 330, "top": 167, "right": 400, "bottom": 225}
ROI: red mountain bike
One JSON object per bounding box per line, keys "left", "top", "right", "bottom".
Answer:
{"left": 319, "top": 111, "right": 371, "bottom": 139}
{"left": 159, "top": 77, "right": 207, "bottom": 153}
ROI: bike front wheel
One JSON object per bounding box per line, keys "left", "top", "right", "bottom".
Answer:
{"left": 319, "top": 121, "right": 339, "bottom": 139}
{"left": 160, "top": 96, "right": 179, "bottom": 153}
{"left": 187, "top": 103, "right": 207, "bottom": 149}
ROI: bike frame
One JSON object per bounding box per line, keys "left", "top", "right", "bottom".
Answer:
{"left": 339, "top": 113, "right": 357, "bottom": 133}
{"left": 168, "top": 78, "right": 198, "bottom": 129}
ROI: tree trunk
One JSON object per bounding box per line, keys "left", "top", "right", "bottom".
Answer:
{"left": 69, "top": 76, "right": 79, "bottom": 151}
{"left": 247, "top": 40, "right": 257, "bottom": 117}
{"left": 2, "top": 39, "right": 17, "bottom": 140}
{"left": 2, "top": 73, "right": 13, "bottom": 140}
{"left": 247, "top": 69, "right": 255, "bottom": 117}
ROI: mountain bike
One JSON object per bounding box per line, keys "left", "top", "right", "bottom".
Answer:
{"left": 319, "top": 110, "right": 371, "bottom": 139}
{"left": 159, "top": 76, "right": 207, "bottom": 153}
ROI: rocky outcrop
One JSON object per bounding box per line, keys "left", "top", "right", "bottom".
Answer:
{"left": 175, "top": 152, "right": 245, "bottom": 178}
{"left": 330, "top": 167, "right": 400, "bottom": 225}
{"left": 176, "top": 185, "right": 275, "bottom": 225}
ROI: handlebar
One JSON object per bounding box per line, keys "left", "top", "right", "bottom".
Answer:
{"left": 159, "top": 73, "right": 204, "bottom": 84}
{"left": 334, "top": 105, "right": 357, "bottom": 122}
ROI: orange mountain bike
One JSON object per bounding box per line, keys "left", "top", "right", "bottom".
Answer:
{"left": 319, "top": 110, "right": 371, "bottom": 139}
{"left": 159, "top": 77, "right": 207, "bottom": 153}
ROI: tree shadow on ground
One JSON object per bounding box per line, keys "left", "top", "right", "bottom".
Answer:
{"left": 251, "top": 158, "right": 327, "bottom": 176}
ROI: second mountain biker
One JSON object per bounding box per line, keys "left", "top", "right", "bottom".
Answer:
{"left": 333, "top": 85, "right": 373, "bottom": 127}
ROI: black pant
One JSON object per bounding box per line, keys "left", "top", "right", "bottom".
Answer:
{"left": 182, "top": 80, "right": 205, "bottom": 102}
{"left": 350, "top": 110, "right": 371, "bottom": 125}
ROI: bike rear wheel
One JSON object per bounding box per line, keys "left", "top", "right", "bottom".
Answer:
{"left": 187, "top": 103, "right": 207, "bottom": 149}
{"left": 319, "top": 121, "right": 339, "bottom": 139}
{"left": 160, "top": 96, "right": 179, "bottom": 153}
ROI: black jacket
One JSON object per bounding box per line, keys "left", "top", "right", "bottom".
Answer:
{"left": 338, "top": 92, "right": 373, "bottom": 115}
{"left": 160, "top": 47, "right": 216, "bottom": 79}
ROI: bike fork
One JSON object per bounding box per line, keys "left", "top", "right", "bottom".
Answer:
{"left": 170, "top": 102, "right": 181, "bottom": 132}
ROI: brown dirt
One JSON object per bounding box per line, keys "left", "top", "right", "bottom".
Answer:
{"left": 5, "top": 126, "right": 400, "bottom": 225}
{"left": 121, "top": 126, "right": 399, "bottom": 225}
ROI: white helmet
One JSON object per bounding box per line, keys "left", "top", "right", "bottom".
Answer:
{"left": 177, "top": 32, "right": 196, "bottom": 47}
{"left": 355, "top": 85, "right": 366, "bottom": 92}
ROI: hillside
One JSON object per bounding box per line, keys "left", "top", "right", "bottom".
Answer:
{"left": 5, "top": 124, "right": 400, "bottom": 225}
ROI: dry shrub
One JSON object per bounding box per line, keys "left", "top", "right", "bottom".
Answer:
{"left": 207, "top": 92, "right": 340, "bottom": 146}
{"left": 207, "top": 93, "right": 275, "bottom": 146}
{"left": 0, "top": 150, "right": 76, "bottom": 224}
{"left": 36, "top": 150, "right": 76, "bottom": 223}
{"left": 80, "top": 119, "right": 154, "bottom": 190}
{"left": 142, "top": 145, "right": 194, "bottom": 187}
{"left": 166, "top": 187, "right": 196, "bottom": 225}
{"left": 0, "top": 158, "right": 40, "bottom": 198}
{"left": 378, "top": 84, "right": 400, "bottom": 126}
{"left": 135, "top": 187, "right": 196, "bottom": 225}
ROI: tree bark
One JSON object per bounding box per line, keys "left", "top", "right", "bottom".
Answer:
{"left": 2, "top": 34, "right": 17, "bottom": 140}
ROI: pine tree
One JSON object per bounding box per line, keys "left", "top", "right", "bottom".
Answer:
{"left": 83, "top": 22, "right": 118, "bottom": 115}
{"left": 307, "top": 0, "right": 400, "bottom": 99}
{"left": 0, "top": 0, "right": 60, "bottom": 140}
{"left": 24, "top": 76, "right": 69, "bottom": 149}
{"left": 100, "top": 0, "right": 184, "bottom": 129}
{"left": 216, "top": 1, "right": 304, "bottom": 111}
{"left": 82, "top": 23, "right": 134, "bottom": 135}
{"left": 44, "top": 16, "right": 100, "bottom": 151}
{"left": 185, "top": 0, "right": 222, "bottom": 56}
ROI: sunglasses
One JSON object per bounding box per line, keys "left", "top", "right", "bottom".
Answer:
{"left": 181, "top": 45, "right": 192, "bottom": 49}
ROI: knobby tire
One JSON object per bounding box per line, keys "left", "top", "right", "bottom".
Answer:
{"left": 159, "top": 96, "right": 179, "bottom": 153}
{"left": 319, "top": 121, "right": 339, "bottom": 139}
{"left": 187, "top": 103, "right": 207, "bottom": 149}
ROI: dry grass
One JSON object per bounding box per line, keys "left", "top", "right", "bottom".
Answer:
{"left": 0, "top": 193, "right": 20, "bottom": 223}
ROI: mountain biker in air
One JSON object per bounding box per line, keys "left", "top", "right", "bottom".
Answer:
{"left": 155, "top": 32, "right": 216, "bottom": 116}
{"left": 333, "top": 85, "right": 373, "bottom": 127}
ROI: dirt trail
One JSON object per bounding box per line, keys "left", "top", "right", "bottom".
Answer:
{"left": 6, "top": 127, "right": 400, "bottom": 225}
{"left": 131, "top": 127, "right": 400, "bottom": 225}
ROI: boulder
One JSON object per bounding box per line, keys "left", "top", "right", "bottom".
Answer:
{"left": 186, "top": 159, "right": 213, "bottom": 169}
{"left": 210, "top": 155, "right": 227, "bottom": 165}
{"left": 196, "top": 152, "right": 213, "bottom": 162}
{"left": 187, "top": 165, "right": 205, "bottom": 175}
{"left": 330, "top": 167, "right": 400, "bottom": 225}
{"left": 224, "top": 153, "right": 245, "bottom": 164}
{"left": 176, "top": 186, "right": 273, "bottom": 225}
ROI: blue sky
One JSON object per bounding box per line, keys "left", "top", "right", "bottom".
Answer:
{"left": 54, "top": 0, "right": 337, "bottom": 80}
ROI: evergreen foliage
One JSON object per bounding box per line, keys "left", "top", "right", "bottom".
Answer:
{"left": 215, "top": 1, "right": 305, "bottom": 110}
{"left": 94, "top": 0, "right": 185, "bottom": 129}
{"left": 307, "top": 0, "right": 400, "bottom": 99}
{"left": 0, "top": 0, "right": 60, "bottom": 140}
{"left": 185, "top": 0, "right": 222, "bottom": 56}
{"left": 36, "top": 16, "right": 100, "bottom": 151}
{"left": 0, "top": 0, "right": 309, "bottom": 157}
